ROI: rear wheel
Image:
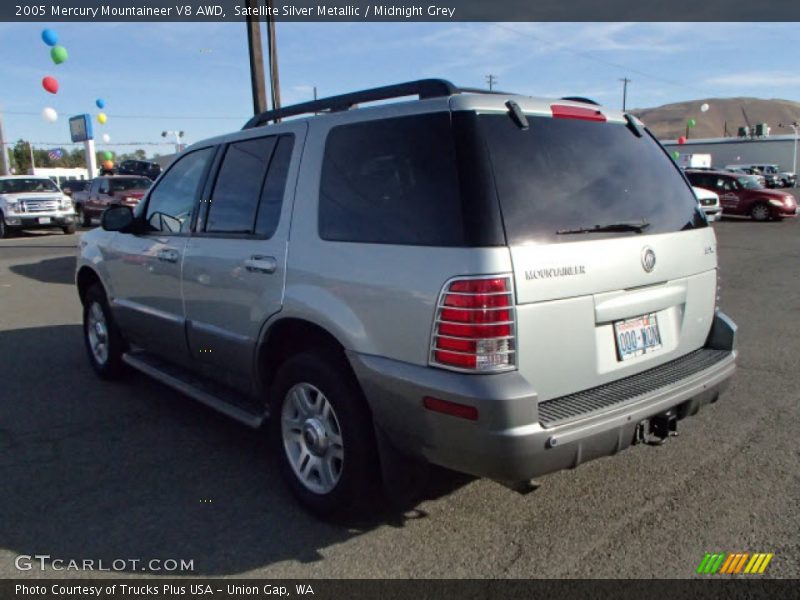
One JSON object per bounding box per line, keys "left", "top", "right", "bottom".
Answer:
{"left": 750, "top": 203, "right": 771, "bottom": 222}
{"left": 62, "top": 223, "right": 77, "bottom": 234}
{"left": 83, "top": 284, "right": 127, "bottom": 379}
{"left": 271, "top": 351, "right": 379, "bottom": 518}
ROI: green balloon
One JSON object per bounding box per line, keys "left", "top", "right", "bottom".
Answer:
{"left": 50, "top": 45, "right": 68, "bottom": 64}
{"left": 102, "top": 150, "right": 113, "bottom": 161}
{"left": 687, "top": 118, "right": 696, "bottom": 128}
{"left": 671, "top": 151, "right": 680, "bottom": 160}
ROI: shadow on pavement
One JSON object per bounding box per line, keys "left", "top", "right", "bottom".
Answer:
{"left": 0, "top": 325, "right": 469, "bottom": 576}
{"left": 9, "top": 256, "right": 76, "bottom": 285}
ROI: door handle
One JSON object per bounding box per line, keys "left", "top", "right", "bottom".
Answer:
{"left": 244, "top": 255, "right": 277, "bottom": 274}
{"left": 157, "top": 249, "right": 180, "bottom": 263}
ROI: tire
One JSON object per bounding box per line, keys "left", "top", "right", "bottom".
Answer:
{"left": 77, "top": 205, "right": 91, "bottom": 227}
{"left": 270, "top": 350, "right": 379, "bottom": 518}
{"left": 750, "top": 203, "right": 771, "bottom": 222}
{"left": 83, "top": 284, "right": 127, "bottom": 379}
{"left": 62, "top": 223, "right": 77, "bottom": 234}
{"left": 0, "top": 215, "right": 7, "bottom": 239}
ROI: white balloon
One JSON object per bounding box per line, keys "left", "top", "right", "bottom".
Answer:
{"left": 42, "top": 107, "right": 58, "bottom": 123}
{"left": 102, "top": 133, "right": 111, "bottom": 143}
{"left": 700, "top": 103, "right": 709, "bottom": 113}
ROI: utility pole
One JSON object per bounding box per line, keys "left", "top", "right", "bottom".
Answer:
{"left": 245, "top": 0, "right": 267, "bottom": 115}
{"left": 485, "top": 74, "right": 497, "bottom": 92}
{"left": 28, "top": 142, "right": 36, "bottom": 173}
{"left": 266, "top": 0, "right": 281, "bottom": 113}
{"left": 619, "top": 77, "right": 632, "bottom": 111}
{"left": 0, "top": 112, "right": 10, "bottom": 176}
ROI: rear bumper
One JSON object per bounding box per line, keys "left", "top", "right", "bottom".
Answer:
{"left": 350, "top": 312, "right": 737, "bottom": 483}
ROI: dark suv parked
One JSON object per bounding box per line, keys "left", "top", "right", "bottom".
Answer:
{"left": 117, "top": 159, "right": 161, "bottom": 181}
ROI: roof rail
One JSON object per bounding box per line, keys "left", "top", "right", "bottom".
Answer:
{"left": 560, "top": 96, "right": 600, "bottom": 106}
{"left": 243, "top": 79, "right": 459, "bottom": 129}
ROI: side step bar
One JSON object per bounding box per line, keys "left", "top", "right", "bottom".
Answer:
{"left": 122, "top": 351, "right": 266, "bottom": 429}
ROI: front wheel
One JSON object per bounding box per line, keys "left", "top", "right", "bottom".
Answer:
{"left": 271, "top": 351, "right": 379, "bottom": 518}
{"left": 77, "top": 205, "right": 91, "bottom": 227}
{"left": 83, "top": 284, "right": 127, "bottom": 379}
{"left": 62, "top": 223, "right": 77, "bottom": 234}
{"left": 0, "top": 216, "right": 8, "bottom": 239}
{"left": 750, "top": 203, "right": 771, "bottom": 222}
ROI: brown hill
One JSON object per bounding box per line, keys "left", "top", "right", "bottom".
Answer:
{"left": 630, "top": 97, "right": 800, "bottom": 140}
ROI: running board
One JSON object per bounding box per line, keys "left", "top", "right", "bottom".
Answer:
{"left": 122, "top": 351, "right": 266, "bottom": 429}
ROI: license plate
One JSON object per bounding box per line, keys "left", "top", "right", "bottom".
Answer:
{"left": 613, "top": 313, "right": 662, "bottom": 361}
{"left": 38, "top": 217, "right": 51, "bottom": 224}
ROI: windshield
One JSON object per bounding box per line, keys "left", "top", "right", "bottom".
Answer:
{"left": 737, "top": 176, "right": 762, "bottom": 190}
{"left": 478, "top": 113, "right": 706, "bottom": 244}
{"left": 0, "top": 178, "right": 60, "bottom": 194}
{"left": 109, "top": 178, "right": 151, "bottom": 192}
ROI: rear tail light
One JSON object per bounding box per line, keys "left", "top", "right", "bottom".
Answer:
{"left": 430, "top": 276, "right": 516, "bottom": 372}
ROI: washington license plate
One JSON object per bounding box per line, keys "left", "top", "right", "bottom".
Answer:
{"left": 614, "top": 313, "right": 662, "bottom": 361}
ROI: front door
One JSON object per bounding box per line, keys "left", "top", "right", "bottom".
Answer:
{"left": 182, "top": 129, "right": 302, "bottom": 393}
{"left": 105, "top": 146, "right": 216, "bottom": 363}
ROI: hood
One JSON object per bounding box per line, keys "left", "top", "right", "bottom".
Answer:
{"left": 0, "top": 191, "right": 65, "bottom": 204}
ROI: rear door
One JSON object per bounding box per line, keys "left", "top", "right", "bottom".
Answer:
{"left": 476, "top": 108, "right": 717, "bottom": 402}
{"left": 181, "top": 127, "right": 303, "bottom": 393}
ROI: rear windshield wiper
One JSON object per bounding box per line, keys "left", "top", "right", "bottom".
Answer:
{"left": 557, "top": 221, "right": 650, "bottom": 235}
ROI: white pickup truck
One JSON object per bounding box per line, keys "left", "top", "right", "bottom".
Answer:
{"left": 0, "top": 175, "right": 76, "bottom": 237}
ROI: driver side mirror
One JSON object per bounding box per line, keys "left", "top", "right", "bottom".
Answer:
{"left": 101, "top": 205, "right": 135, "bottom": 232}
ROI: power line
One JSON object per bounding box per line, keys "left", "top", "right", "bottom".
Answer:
{"left": 494, "top": 24, "right": 710, "bottom": 98}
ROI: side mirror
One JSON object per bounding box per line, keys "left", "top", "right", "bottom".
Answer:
{"left": 102, "top": 205, "right": 135, "bottom": 232}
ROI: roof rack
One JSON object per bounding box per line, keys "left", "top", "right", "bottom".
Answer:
{"left": 243, "top": 79, "right": 460, "bottom": 129}
{"left": 560, "top": 96, "right": 600, "bottom": 106}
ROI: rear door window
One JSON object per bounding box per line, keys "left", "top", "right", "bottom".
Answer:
{"left": 318, "top": 113, "right": 467, "bottom": 246}
{"left": 479, "top": 114, "right": 706, "bottom": 244}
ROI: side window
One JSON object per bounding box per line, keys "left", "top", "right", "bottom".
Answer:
{"left": 255, "top": 135, "right": 293, "bottom": 237}
{"left": 318, "top": 113, "right": 464, "bottom": 245}
{"left": 98, "top": 179, "right": 110, "bottom": 194}
{"left": 206, "top": 136, "right": 276, "bottom": 233}
{"left": 145, "top": 147, "right": 213, "bottom": 234}
{"left": 720, "top": 178, "right": 732, "bottom": 191}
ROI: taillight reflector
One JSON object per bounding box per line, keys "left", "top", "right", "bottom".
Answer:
{"left": 551, "top": 104, "right": 607, "bottom": 122}
{"left": 430, "top": 275, "right": 516, "bottom": 373}
{"left": 423, "top": 396, "right": 479, "bottom": 421}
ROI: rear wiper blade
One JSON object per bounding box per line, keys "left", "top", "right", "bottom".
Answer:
{"left": 557, "top": 221, "right": 650, "bottom": 235}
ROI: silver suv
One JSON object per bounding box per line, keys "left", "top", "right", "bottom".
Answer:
{"left": 76, "top": 80, "right": 737, "bottom": 516}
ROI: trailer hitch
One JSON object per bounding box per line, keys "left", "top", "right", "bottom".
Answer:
{"left": 634, "top": 409, "right": 679, "bottom": 446}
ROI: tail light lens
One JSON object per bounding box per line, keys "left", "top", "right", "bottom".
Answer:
{"left": 430, "top": 276, "right": 516, "bottom": 372}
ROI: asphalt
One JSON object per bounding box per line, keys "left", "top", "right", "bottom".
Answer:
{"left": 0, "top": 205, "right": 798, "bottom": 580}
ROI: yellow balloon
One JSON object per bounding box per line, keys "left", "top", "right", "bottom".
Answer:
{"left": 97, "top": 112, "right": 107, "bottom": 125}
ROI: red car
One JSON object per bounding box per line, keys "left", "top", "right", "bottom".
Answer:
{"left": 72, "top": 176, "right": 151, "bottom": 227}
{"left": 686, "top": 169, "right": 798, "bottom": 221}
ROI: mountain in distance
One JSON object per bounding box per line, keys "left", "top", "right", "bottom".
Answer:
{"left": 630, "top": 97, "right": 800, "bottom": 140}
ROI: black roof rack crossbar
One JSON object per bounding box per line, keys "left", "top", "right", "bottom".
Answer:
{"left": 243, "top": 78, "right": 459, "bottom": 129}
{"left": 560, "top": 96, "right": 600, "bottom": 106}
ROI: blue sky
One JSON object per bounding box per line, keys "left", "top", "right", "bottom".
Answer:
{"left": 2, "top": 22, "right": 799, "bottom": 157}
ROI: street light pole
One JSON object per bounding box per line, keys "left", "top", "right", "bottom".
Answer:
{"left": 791, "top": 122, "right": 799, "bottom": 177}
{"left": 161, "top": 130, "right": 185, "bottom": 154}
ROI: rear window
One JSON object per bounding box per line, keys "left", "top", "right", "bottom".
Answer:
{"left": 479, "top": 114, "right": 706, "bottom": 244}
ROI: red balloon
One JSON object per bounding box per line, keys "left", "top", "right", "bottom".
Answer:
{"left": 678, "top": 136, "right": 687, "bottom": 145}
{"left": 42, "top": 76, "right": 59, "bottom": 94}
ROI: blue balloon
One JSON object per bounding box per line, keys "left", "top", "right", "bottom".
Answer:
{"left": 41, "top": 29, "right": 58, "bottom": 47}
{"left": 95, "top": 98, "right": 106, "bottom": 109}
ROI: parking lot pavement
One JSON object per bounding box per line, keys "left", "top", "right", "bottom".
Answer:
{"left": 0, "top": 214, "right": 798, "bottom": 580}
